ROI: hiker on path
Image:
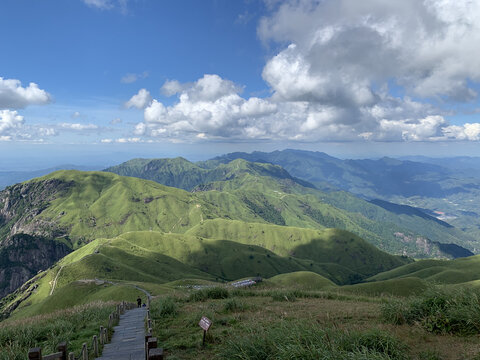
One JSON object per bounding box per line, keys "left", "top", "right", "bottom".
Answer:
{"left": 137, "top": 296, "right": 142, "bottom": 308}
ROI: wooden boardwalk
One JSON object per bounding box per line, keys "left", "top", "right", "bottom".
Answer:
{"left": 96, "top": 307, "right": 147, "bottom": 360}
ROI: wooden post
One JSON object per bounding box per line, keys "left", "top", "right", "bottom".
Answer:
{"left": 148, "top": 348, "right": 164, "bottom": 360}
{"left": 103, "top": 327, "right": 108, "bottom": 343}
{"left": 108, "top": 314, "right": 113, "bottom": 328}
{"left": 68, "top": 352, "right": 75, "bottom": 360}
{"left": 28, "top": 348, "right": 42, "bottom": 360}
{"left": 147, "top": 318, "right": 152, "bottom": 329}
{"left": 146, "top": 337, "right": 158, "bottom": 358}
{"left": 203, "top": 330, "right": 206, "bottom": 346}
{"left": 58, "top": 341, "right": 68, "bottom": 360}
{"left": 100, "top": 326, "right": 104, "bottom": 345}
{"left": 93, "top": 335, "right": 99, "bottom": 356}
{"left": 145, "top": 332, "right": 152, "bottom": 360}
{"left": 82, "top": 343, "right": 88, "bottom": 360}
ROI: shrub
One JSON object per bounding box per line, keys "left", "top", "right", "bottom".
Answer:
{"left": 381, "top": 287, "right": 480, "bottom": 335}
{"left": 151, "top": 297, "right": 177, "bottom": 318}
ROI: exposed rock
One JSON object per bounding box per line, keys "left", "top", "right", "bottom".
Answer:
{"left": 0, "top": 179, "right": 73, "bottom": 300}
{"left": 0, "top": 233, "right": 70, "bottom": 298}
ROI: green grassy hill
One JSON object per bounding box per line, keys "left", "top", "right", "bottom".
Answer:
{"left": 106, "top": 157, "right": 476, "bottom": 257}
{"left": 3, "top": 223, "right": 411, "bottom": 318}
{"left": 368, "top": 255, "right": 480, "bottom": 285}
{"left": 268, "top": 271, "right": 336, "bottom": 290}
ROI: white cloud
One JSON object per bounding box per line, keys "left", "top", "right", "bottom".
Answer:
{"left": 83, "top": 0, "right": 113, "bottom": 10}
{"left": 258, "top": 0, "right": 480, "bottom": 102}
{"left": 0, "top": 110, "right": 24, "bottom": 135}
{"left": 101, "top": 138, "right": 114, "bottom": 143}
{"left": 60, "top": 123, "right": 99, "bottom": 131}
{"left": 0, "top": 77, "right": 51, "bottom": 109}
{"left": 121, "top": 71, "right": 149, "bottom": 84}
{"left": 72, "top": 111, "right": 81, "bottom": 118}
{"left": 138, "top": 74, "right": 278, "bottom": 139}
{"left": 116, "top": 137, "right": 141, "bottom": 143}
{"left": 161, "top": 80, "right": 186, "bottom": 96}
{"left": 124, "top": 1, "right": 480, "bottom": 144}
{"left": 125, "top": 89, "right": 152, "bottom": 109}
{"left": 443, "top": 123, "right": 480, "bottom": 141}
{"left": 0, "top": 136, "right": 11, "bottom": 141}
{"left": 83, "top": 0, "right": 128, "bottom": 13}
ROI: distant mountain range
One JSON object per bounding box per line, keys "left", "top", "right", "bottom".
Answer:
{"left": 205, "top": 150, "right": 480, "bottom": 244}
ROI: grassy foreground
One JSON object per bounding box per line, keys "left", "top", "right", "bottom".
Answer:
{"left": 149, "top": 285, "right": 480, "bottom": 360}
{"left": 0, "top": 301, "right": 116, "bottom": 360}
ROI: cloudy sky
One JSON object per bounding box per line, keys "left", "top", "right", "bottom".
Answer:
{"left": 2, "top": 0, "right": 480, "bottom": 169}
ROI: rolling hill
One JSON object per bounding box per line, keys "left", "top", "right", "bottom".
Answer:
{"left": 106, "top": 157, "right": 476, "bottom": 257}
{"left": 2, "top": 225, "right": 409, "bottom": 318}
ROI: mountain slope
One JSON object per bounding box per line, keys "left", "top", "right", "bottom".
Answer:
{"left": 107, "top": 157, "right": 475, "bottom": 257}
{"left": 3, "top": 226, "right": 409, "bottom": 318}
{"left": 210, "top": 149, "right": 480, "bottom": 243}
{"left": 0, "top": 170, "right": 221, "bottom": 298}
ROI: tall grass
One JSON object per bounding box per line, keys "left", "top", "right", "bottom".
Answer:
{"left": 150, "top": 297, "right": 178, "bottom": 318}
{"left": 188, "top": 287, "right": 230, "bottom": 302}
{"left": 382, "top": 287, "right": 480, "bottom": 335}
{"left": 0, "top": 301, "right": 115, "bottom": 360}
{"left": 217, "top": 322, "right": 408, "bottom": 360}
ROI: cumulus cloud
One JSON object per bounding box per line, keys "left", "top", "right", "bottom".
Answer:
{"left": 125, "top": 89, "right": 152, "bottom": 109}
{"left": 443, "top": 123, "right": 480, "bottom": 141}
{"left": 136, "top": 74, "right": 278, "bottom": 139}
{"left": 259, "top": 0, "right": 480, "bottom": 102}
{"left": 0, "top": 77, "right": 51, "bottom": 109}
{"left": 126, "top": 1, "right": 480, "bottom": 143}
{"left": 161, "top": 80, "right": 186, "bottom": 96}
{"left": 0, "top": 110, "right": 24, "bottom": 135}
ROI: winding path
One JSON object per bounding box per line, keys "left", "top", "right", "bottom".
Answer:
{"left": 49, "top": 266, "right": 64, "bottom": 296}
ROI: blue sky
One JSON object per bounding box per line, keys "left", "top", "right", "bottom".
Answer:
{"left": 1, "top": 0, "right": 480, "bottom": 169}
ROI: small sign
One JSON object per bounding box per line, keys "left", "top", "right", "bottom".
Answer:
{"left": 198, "top": 316, "right": 212, "bottom": 331}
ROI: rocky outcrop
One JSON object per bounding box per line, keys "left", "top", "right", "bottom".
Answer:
{"left": 0, "top": 233, "right": 70, "bottom": 298}
{"left": 0, "top": 179, "right": 73, "bottom": 300}
{"left": 0, "top": 178, "right": 72, "bottom": 239}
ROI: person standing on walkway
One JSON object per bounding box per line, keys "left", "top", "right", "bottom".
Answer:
{"left": 137, "top": 296, "right": 141, "bottom": 308}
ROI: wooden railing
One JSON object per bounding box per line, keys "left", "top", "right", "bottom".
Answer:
{"left": 145, "top": 307, "right": 164, "bottom": 360}
{"left": 28, "top": 301, "right": 135, "bottom": 360}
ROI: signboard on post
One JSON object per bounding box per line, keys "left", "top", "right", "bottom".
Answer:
{"left": 199, "top": 316, "right": 212, "bottom": 346}
{"left": 198, "top": 316, "right": 212, "bottom": 331}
